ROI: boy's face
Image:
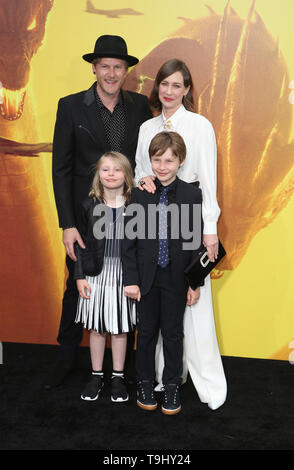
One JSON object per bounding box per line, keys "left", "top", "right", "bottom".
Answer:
{"left": 151, "top": 147, "right": 184, "bottom": 186}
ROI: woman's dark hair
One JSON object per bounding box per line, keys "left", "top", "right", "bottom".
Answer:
{"left": 149, "top": 58, "right": 195, "bottom": 112}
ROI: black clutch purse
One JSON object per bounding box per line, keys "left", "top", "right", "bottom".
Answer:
{"left": 184, "top": 241, "right": 226, "bottom": 289}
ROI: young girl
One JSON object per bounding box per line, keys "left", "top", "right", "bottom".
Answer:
{"left": 74, "top": 151, "right": 135, "bottom": 402}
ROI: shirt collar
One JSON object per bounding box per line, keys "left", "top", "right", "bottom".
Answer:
{"left": 155, "top": 176, "right": 178, "bottom": 194}
{"left": 93, "top": 83, "right": 123, "bottom": 109}
{"left": 161, "top": 104, "right": 186, "bottom": 129}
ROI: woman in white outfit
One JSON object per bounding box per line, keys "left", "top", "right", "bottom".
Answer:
{"left": 134, "top": 59, "right": 227, "bottom": 410}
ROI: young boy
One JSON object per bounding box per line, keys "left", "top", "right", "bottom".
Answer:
{"left": 122, "top": 131, "right": 202, "bottom": 415}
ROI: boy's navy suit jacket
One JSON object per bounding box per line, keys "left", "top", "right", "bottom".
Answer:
{"left": 121, "top": 177, "right": 203, "bottom": 296}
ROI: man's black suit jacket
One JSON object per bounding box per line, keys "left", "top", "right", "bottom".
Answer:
{"left": 52, "top": 83, "right": 152, "bottom": 230}
{"left": 121, "top": 178, "right": 203, "bottom": 296}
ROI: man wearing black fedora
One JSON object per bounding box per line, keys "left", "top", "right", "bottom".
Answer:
{"left": 46, "top": 35, "right": 152, "bottom": 391}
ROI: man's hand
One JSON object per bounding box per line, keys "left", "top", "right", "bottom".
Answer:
{"left": 203, "top": 234, "right": 219, "bottom": 262}
{"left": 124, "top": 285, "right": 141, "bottom": 302}
{"left": 63, "top": 227, "right": 85, "bottom": 261}
{"left": 187, "top": 286, "right": 200, "bottom": 306}
{"left": 76, "top": 279, "right": 91, "bottom": 299}
{"left": 137, "top": 175, "right": 156, "bottom": 194}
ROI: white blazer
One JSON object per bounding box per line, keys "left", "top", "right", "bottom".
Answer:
{"left": 135, "top": 105, "right": 221, "bottom": 235}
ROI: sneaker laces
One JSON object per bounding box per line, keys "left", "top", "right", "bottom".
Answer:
{"left": 163, "top": 384, "right": 179, "bottom": 405}
{"left": 138, "top": 380, "right": 155, "bottom": 399}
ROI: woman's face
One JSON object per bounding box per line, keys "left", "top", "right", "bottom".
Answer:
{"left": 158, "top": 71, "right": 190, "bottom": 117}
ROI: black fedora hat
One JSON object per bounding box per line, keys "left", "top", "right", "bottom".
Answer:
{"left": 82, "top": 35, "right": 139, "bottom": 66}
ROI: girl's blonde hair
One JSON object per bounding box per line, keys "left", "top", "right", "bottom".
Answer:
{"left": 89, "top": 151, "right": 134, "bottom": 202}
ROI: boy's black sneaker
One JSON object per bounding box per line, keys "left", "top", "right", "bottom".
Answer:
{"left": 81, "top": 374, "right": 104, "bottom": 401}
{"left": 161, "top": 383, "right": 181, "bottom": 415}
{"left": 111, "top": 376, "right": 129, "bottom": 402}
{"left": 137, "top": 380, "right": 157, "bottom": 410}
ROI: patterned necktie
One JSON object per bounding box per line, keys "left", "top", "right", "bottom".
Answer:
{"left": 158, "top": 186, "right": 170, "bottom": 268}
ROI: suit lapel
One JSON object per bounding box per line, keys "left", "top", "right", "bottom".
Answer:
{"left": 82, "top": 84, "right": 110, "bottom": 150}
{"left": 122, "top": 90, "right": 135, "bottom": 152}
{"left": 173, "top": 179, "right": 187, "bottom": 251}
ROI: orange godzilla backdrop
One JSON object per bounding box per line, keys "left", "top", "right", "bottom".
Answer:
{"left": 0, "top": 0, "right": 294, "bottom": 360}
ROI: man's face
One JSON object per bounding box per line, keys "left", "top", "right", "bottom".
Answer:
{"left": 93, "top": 58, "right": 128, "bottom": 98}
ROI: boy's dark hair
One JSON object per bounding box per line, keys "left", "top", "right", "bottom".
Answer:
{"left": 149, "top": 131, "right": 187, "bottom": 163}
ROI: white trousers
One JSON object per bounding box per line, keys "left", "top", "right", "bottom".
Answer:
{"left": 155, "top": 275, "right": 227, "bottom": 410}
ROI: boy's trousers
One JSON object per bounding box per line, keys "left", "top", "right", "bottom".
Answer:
{"left": 136, "top": 263, "right": 187, "bottom": 385}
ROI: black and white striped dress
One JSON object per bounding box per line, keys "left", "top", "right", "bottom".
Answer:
{"left": 75, "top": 206, "right": 136, "bottom": 334}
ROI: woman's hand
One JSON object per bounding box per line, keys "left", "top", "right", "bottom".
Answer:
{"left": 203, "top": 234, "right": 219, "bottom": 262}
{"left": 137, "top": 175, "right": 156, "bottom": 194}
{"left": 76, "top": 279, "right": 91, "bottom": 299}
{"left": 124, "top": 285, "right": 141, "bottom": 302}
{"left": 187, "top": 286, "right": 200, "bottom": 306}
{"left": 63, "top": 227, "right": 85, "bottom": 261}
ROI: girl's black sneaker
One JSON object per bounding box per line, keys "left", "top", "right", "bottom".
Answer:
{"left": 81, "top": 374, "right": 104, "bottom": 401}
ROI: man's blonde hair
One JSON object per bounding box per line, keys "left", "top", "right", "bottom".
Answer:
{"left": 92, "top": 57, "right": 128, "bottom": 69}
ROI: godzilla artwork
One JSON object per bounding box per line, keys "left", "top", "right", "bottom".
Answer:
{"left": 125, "top": 0, "right": 294, "bottom": 273}
{"left": 0, "top": 0, "right": 61, "bottom": 343}
{"left": 0, "top": 0, "right": 293, "bottom": 348}
{"left": 0, "top": 0, "right": 53, "bottom": 120}
{"left": 85, "top": 0, "right": 143, "bottom": 18}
